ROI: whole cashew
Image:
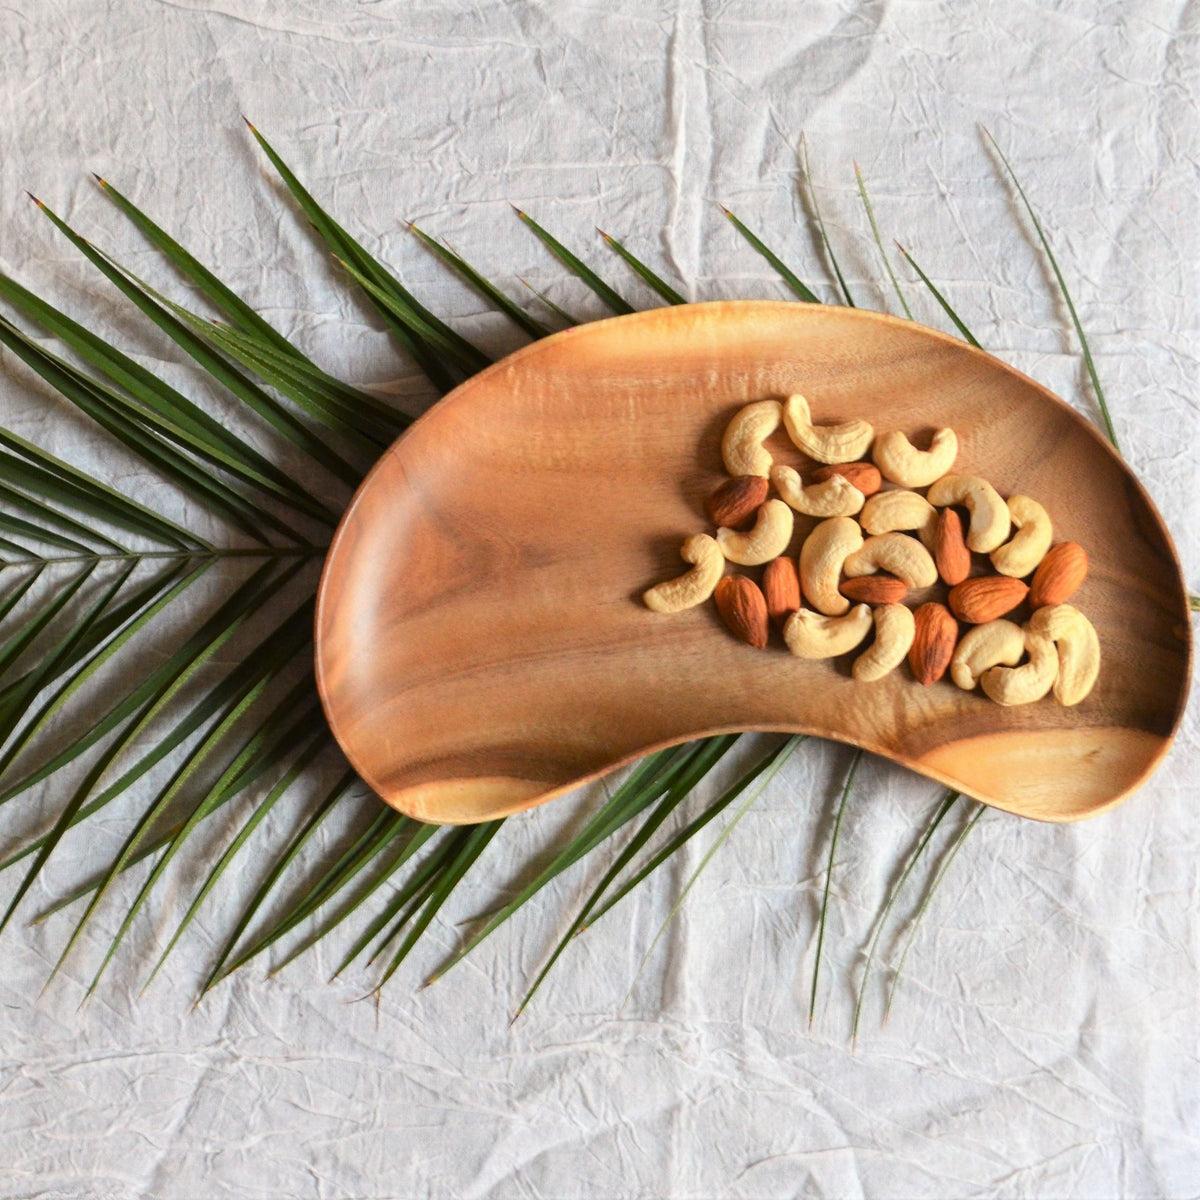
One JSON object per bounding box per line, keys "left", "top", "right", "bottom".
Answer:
{"left": 799, "top": 516, "right": 863, "bottom": 616}
{"left": 782, "top": 393, "right": 874, "bottom": 464}
{"left": 721, "top": 400, "right": 783, "bottom": 477}
{"left": 853, "top": 603, "right": 916, "bottom": 682}
{"left": 990, "top": 495, "right": 1053, "bottom": 579}
{"left": 770, "top": 464, "right": 865, "bottom": 517}
{"left": 860, "top": 489, "right": 939, "bottom": 551}
{"left": 843, "top": 532, "right": 938, "bottom": 589}
{"left": 980, "top": 626, "right": 1058, "bottom": 705}
{"left": 950, "top": 619, "right": 1024, "bottom": 690}
{"left": 716, "top": 499, "right": 794, "bottom": 566}
{"left": 926, "top": 474, "right": 1011, "bottom": 553}
{"left": 643, "top": 534, "right": 725, "bottom": 613}
{"left": 783, "top": 604, "right": 873, "bottom": 659}
{"left": 1029, "top": 603, "right": 1100, "bottom": 706}
{"left": 872, "top": 428, "right": 958, "bottom": 487}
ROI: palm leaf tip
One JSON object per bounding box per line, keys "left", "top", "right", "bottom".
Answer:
{"left": 809, "top": 748, "right": 862, "bottom": 1026}
{"left": 980, "top": 125, "right": 1118, "bottom": 450}
{"left": 721, "top": 204, "right": 821, "bottom": 304}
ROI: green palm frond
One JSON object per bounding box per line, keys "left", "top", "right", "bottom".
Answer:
{"left": 799, "top": 136, "right": 855, "bottom": 308}
{"left": 513, "top": 209, "right": 635, "bottom": 314}
{"left": 0, "top": 125, "right": 1157, "bottom": 1031}
{"left": 721, "top": 205, "right": 821, "bottom": 303}
{"left": 407, "top": 223, "right": 552, "bottom": 340}
{"left": 597, "top": 231, "right": 687, "bottom": 305}
{"left": 853, "top": 164, "right": 913, "bottom": 320}
{"left": 810, "top": 749, "right": 862, "bottom": 1024}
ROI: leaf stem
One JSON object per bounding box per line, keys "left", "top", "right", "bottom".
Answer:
{"left": 810, "top": 748, "right": 862, "bottom": 1025}
{"left": 883, "top": 802, "right": 987, "bottom": 1023}
{"left": 0, "top": 547, "right": 326, "bottom": 568}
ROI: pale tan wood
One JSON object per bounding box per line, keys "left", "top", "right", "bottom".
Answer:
{"left": 315, "top": 301, "right": 1192, "bottom": 825}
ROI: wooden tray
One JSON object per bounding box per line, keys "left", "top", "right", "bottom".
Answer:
{"left": 315, "top": 301, "right": 1192, "bottom": 825}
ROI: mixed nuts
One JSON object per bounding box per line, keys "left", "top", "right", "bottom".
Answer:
{"left": 642, "top": 395, "right": 1100, "bottom": 707}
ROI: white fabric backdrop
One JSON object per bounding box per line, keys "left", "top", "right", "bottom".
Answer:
{"left": 1, "top": 1, "right": 1198, "bottom": 1196}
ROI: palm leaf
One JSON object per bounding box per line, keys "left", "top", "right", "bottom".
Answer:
{"left": 981, "top": 127, "right": 1118, "bottom": 449}
{"left": 0, "top": 270, "right": 338, "bottom": 522}
{"left": 850, "top": 790, "right": 959, "bottom": 1041}
{"left": 71, "top": 607, "right": 315, "bottom": 995}
{"left": 372, "top": 820, "right": 503, "bottom": 992}
{"left": 424, "top": 742, "right": 705, "bottom": 986}
{"left": 853, "top": 164, "right": 913, "bottom": 319}
{"left": 894, "top": 244, "right": 982, "bottom": 347}
{"left": 597, "top": 231, "right": 686, "bottom": 305}
{"left": 199, "top": 767, "right": 359, "bottom": 993}
{"left": 0, "top": 431, "right": 204, "bottom": 550}
{"left": 32, "top": 198, "right": 364, "bottom": 488}
{"left": 93, "top": 174, "right": 302, "bottom": 357}
{"left": 141, "top": 723, "right": 331, "bottom": 992}
{"left": 513, "top": 210, "right": 635, "bottom": 314}
{"left": 883, "top": 802, "right": 987, "bottom": 1022}
{"left": 721, "top": 206, "right": 820, "bottom": 302}
{"left": 809, "top": 749, "right": 862, "bottom": 1024}
{"left": 520, "top": 278, "right": 579, "bottom": 326}
{"left": 799, "top": 136, "right": 855, "bottom": 307}
{"left": 407, "top": 224, "right": 552, "bottom": 340}
{"left": 619, "top": 734, "right": 804, "bottom": 1009}
{"left": 86, "top": 253, "right": 401, "bottom": 449}
{"left": 244, "top": 122, "right": 470, "bottom": 391}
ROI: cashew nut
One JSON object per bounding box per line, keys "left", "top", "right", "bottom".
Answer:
{"left": 842, "top": 532, "right": 938, "bottom": 589}
{"left": 770, "top": 464, "right": 865, "bottom": 517}
{"left": 950, "top": 619, "right": 1024, "bottom": 690}
{"left": 798, "top": 516, "right": 863, "bottom": 616}
{"left": 643, "top": 534, "right": 725, "bottom": 613}
{"left": 926, "top": 474, "right": 1011, "bottom": 553}
{"left": 859, "top": 489, "right": 939, "bottom": 551}
{"left": 980, "top": 626, "right": 1058, "bottom": 706}
{"left": 782, "top": 393, "right": 874, "bottom": 464}
{"left": 783, "top": 604, "right": 873, "bottom": 659}
{"left": 990, "top": 495, "right": 1053, "bottom": 579}
{"left": 872, "top": 428, "right": 958, "bottom": 487}
{"left": 853, "top": 603, "right": 916, "bottom": 682}
{"left": 721, "top": 400, "right": 783, "bottom": 477}
{"left": 1028, "top": 603, "right": 1100, "bottom": 706}
{"left": 716, "top": 499, "right": 794, "bottom": 566}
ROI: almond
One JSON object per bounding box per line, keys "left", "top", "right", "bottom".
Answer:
{"left": 762, "top": 556, "right": 801, "bottom": 625}
{"left": 706, "top": 475, "right": 770, "bottom": 530}
{"left": 909, "top": 602, "right": 958, "bottom": 685}
{"left": 839, "top": 575, "right": 908, "bottom": 605}
{"left": 934, "top": 507, "right": 971, "bottom": 586}
{"left": 1029, "top": 542, "right": 1088, "bottom": 608}
{"left": 714, "top": 575, "right": 769, "bottom": 648}
{"left": 947, "top": 575, "right": 1028, "bottom": 624}
{"left": 812, "top": 461, "right": 883, "bottom": 497}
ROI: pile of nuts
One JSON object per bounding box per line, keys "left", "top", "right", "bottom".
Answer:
{"left": 643, "top": 395, "right": 1100, "bottom": 706}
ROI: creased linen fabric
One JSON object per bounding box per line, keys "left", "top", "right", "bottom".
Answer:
{"left": 0, "top": 2, "right": 1197, "bottom": 1197}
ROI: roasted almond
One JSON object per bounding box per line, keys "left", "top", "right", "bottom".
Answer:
{"left": 948, "top": 575, "right": 1029, "bottom": 624}
{"left": 714, "top": 575, "right": 769, "bottom": 649}
{"left": 706, "top": 475, "right": 770, "bottom": 529}
{"left": 909, "top": 602, "right": 958, "bottom": 685}
{"left": 762, "top": 556, "right": 801, "bottom": 625}
{"left": 812, "top": 461, "right": 883, "bottom": 497}
{"left": 839, "top": 575, "right": 908, "bottom": 605}
{"left": 1029, "top": 542, "right": 1088, "bottom": 608}
{"left": 934, "top": 507, "right": 971, "bottom": 586}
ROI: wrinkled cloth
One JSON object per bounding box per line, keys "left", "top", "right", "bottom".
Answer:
{"left": 1, "top": 1, "right": 1198, "bottom": 1197}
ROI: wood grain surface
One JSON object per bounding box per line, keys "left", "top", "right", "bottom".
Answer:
{"left": 315, "top": 302, "right": 1192, "bottom": 825}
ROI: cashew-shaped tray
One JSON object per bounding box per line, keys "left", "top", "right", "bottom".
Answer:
{"left": 315, "top": 301, "right": 1192, "bottom": 825}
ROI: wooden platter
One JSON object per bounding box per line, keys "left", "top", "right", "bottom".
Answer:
{"left": 315, "top": 301, "right": 1192, "bottom": 825}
